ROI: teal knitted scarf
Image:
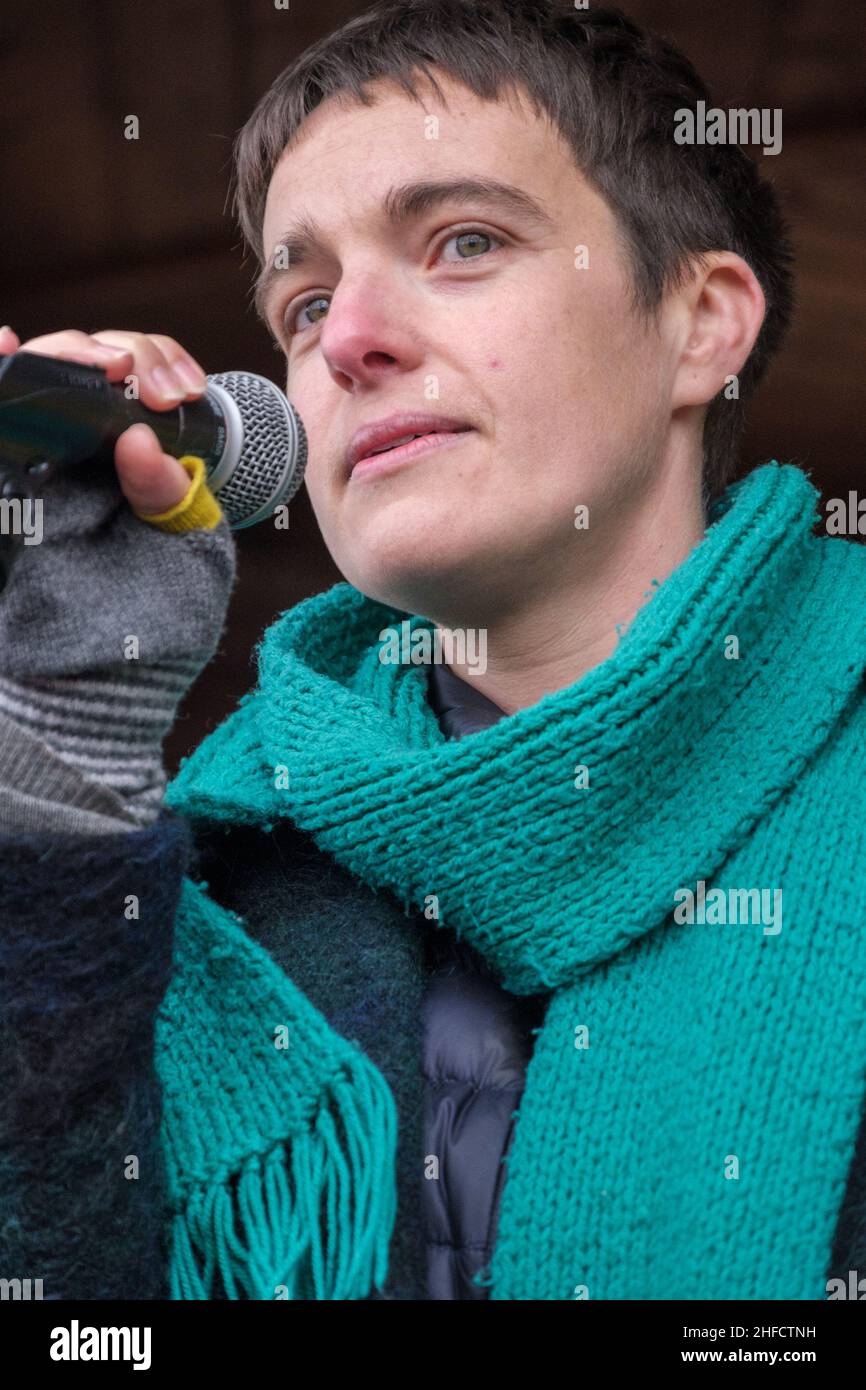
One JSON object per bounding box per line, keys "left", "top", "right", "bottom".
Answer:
{"left": 163, "top": 462, "right": 866, "bottom": 1299}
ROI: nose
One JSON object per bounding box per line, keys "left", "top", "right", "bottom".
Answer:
{"left": 320, "top": 273, "right": 425, "bottom": 390}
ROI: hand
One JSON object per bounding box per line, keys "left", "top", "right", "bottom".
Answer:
{"left": 0, "top": 324, "right": 203, "bottom": 516}
{"left": 0, "top": 323, "right": 237, "bottom": 828}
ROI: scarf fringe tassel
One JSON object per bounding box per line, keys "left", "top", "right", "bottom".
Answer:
{"left": 169, "top": 1053, "right": 398, "bottom": 1300}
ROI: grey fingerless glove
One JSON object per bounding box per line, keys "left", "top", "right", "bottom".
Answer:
{"left": 0, "top": 451, "right": 236, "bottom": 833}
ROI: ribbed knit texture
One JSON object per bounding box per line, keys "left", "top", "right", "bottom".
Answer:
{"left": 164, "top": 462, "right": 866, "bottom": 1299}
{"left": 0, "top": 452, "right": 235, "bottom": 829}
{"left": 0, "top": 660, "right": 203, "bottom": 825}
{"left": 157, "top": 877, "right": 399, "bottom": 1299}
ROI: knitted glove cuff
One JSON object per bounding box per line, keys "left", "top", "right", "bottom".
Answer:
{"left": 0, "top": 709, "right": 139, "bottom": 835}
{"left": 0, "top": 662, "right": 200, "bottom": 828}
{"left": 0, "top": 456, "right": 237, "bottom": 830}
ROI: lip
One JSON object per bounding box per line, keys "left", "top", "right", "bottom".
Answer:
{"left": 349, "top": 428, "right": 473, "bottom": 482}
{"left": 346, "top": 411, "right": 473, "bottom": 477}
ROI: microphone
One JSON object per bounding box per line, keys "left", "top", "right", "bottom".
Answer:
{"left": 0, "top": 350, "right": 308, "bottom": 531}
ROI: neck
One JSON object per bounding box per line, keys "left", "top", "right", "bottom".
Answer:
{"left": 435, "top": 452, "right": 706, "bottom": 714}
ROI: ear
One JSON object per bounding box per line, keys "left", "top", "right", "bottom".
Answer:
{"left": 670, "top": 252, "right": 766, "bottom": 411}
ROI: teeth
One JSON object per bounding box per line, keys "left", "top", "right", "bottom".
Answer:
{"left": 369, "top": 433, "right": 422, "bottom": 456}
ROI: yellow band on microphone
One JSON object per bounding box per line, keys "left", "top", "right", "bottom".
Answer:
{"left": 135, "top": 454, "right": 223, "bottom": 533}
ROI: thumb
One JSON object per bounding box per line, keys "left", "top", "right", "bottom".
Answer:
{"left": 115, "top": 422, "right": 193, "bottom": 516}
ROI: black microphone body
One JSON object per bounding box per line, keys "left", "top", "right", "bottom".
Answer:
{"left": 0, "top": 349, "right": 306, "bottom": 522}
{"left": 0, "top": 349, "right": 307, "bottom": 594}
{"left": 0, "top": 350, "right": 228, "bottom": 474}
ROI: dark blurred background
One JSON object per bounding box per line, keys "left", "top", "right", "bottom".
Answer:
{"left": 1, "top": 0, "right": 863, "bottom": 768}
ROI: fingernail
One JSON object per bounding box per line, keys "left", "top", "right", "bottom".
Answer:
{"left": 172, "top": 359, "right": 207, "bottom": 393}
{"left": 151, "top": 365, "right": 186, "bottom": 400}
{"left": 127, "top": 422, "right": 158, "bottom": 444}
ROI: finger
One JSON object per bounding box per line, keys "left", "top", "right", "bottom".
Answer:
{"left": 114, "top": 423, "right": 192, "bottom": 517}
{"left": 0, "top": 325, "right": 21, "bottom": 352}
{"left": 92, "top": 330, "right": 201, "bottom": 408}
{"left": 16, "top": 329, "right": 132, "bottom": 379}
{"left": 145, "top": 334, "right": 208, "bottom": 395}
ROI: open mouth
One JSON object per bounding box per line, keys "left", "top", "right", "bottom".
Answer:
{"left": 364, "top": 431, "right": 430, "bottom": 457}
{"left": 351, "top": 428, "right": 473, "bottom": 477}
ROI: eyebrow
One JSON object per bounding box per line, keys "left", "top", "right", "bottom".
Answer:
{"left": 254, "top": 176, "right": 555, "bottom": 327}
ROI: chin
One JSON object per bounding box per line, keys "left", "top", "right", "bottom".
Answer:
{"left": 338, "top": 518, "right": 459, "bottom": 593}
{"left": 348, "top": 549, "right": 490, "bottom": 621}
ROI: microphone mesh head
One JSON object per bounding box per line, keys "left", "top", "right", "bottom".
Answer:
{"left": 206, "top": 370, "right": 307, "bottom": 529}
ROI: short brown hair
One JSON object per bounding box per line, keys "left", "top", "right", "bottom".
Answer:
{"left": 232, "top": 0, "right": 795, "bottom": 498}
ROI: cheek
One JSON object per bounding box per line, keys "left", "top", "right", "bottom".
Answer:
{"left": 289, "top": 382, "right": 339, "bottom": 509}
{"left": 302, "top": 460, "right": 337, "bottom": 544}
{"left": 549, "top": 292, "right": 660, "bottom": 440}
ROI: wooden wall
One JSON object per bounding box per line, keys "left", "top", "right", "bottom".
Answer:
{"left": 0, "top": 0, "right": 862, "bottom": 765}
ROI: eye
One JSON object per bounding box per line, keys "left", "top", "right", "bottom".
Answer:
{"left": 286, "top": 294, "right": 330, "bottom": 337}
{"left": 435, "top": 226, "right": 503, "bottom": 264}
{"left": 280, "top": 226, "right": 504, "bottom": 339}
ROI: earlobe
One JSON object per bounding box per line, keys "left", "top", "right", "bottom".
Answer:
{"left": 671, "top": 253, "right": 766, "bottom": 410}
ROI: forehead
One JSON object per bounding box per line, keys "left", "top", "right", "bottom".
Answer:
{"left": 261, "top": 71, "right": 571, "bottom": 245}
